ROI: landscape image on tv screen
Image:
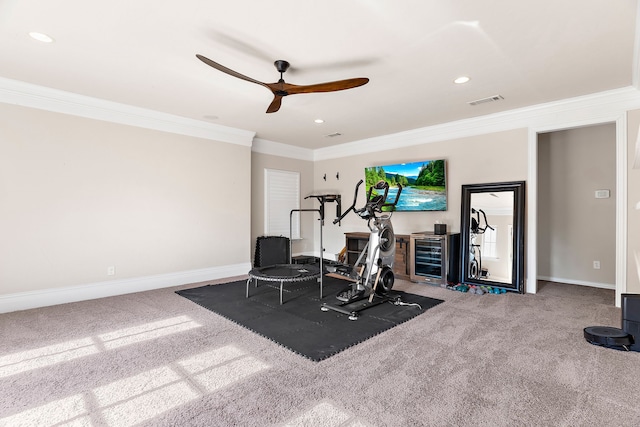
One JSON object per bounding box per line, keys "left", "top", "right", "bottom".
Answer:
{"left": 364, "top": 159, "right": 447, "bottom": 211}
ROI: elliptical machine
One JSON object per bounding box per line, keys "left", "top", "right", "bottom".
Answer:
{"left": 322, "top": 179, "right": 402, "bottom": 320}
{"left": 469, "top": 207, "right": 494, "bottom": 279}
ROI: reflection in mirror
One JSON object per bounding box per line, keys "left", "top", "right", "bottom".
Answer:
{"left": 469, "top": 191, "right": 513, "bottom": 284}
{"left": 461, "top": 182, "right": 525, "bottom": 293}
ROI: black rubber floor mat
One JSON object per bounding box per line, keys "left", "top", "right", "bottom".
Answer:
{"left": 176, "top": 276, "right": 443, "bottom": 361}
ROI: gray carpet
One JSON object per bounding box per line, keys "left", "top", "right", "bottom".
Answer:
{"left": 1, "top": 278, "right": 639, "bottom": 426}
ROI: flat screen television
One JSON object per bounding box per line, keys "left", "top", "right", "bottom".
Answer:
{"left": 364, "top": 159, "right": 447, "bottom": 211}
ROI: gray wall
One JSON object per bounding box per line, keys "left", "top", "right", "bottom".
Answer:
{"left": 537, "top": 124, "right": 616, "bottom": 287}
{"left": 0, "top": 103, "right": 251, "bottom": 296}
{"left": 4, "top": 100, "right": 639, "bottom": 304}
{"left": 311, "top": 128, "right": 529, "bottom": 259}
{"left": 250, "top": 152, "right": 316, "bottom": 260}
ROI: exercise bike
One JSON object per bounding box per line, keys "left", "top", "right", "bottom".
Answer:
{"left": 321, "top": 179, "right": 402, "bottom": 320}
{"left": 469, "top": 207, "right": 494, "bottom": 279}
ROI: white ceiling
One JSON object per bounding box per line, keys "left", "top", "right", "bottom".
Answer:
{"left": 1, "top": 0, "right": 638, "bottom": 150}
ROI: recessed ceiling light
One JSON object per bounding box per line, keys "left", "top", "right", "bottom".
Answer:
{"left": 29, "top": 32, "right": 54, "bottom": 43}
{"left": 314, "top": 119, "right": 324, "bottom": 124}
{"left": 454, "top": 76, "right": 470, "bottom": 84}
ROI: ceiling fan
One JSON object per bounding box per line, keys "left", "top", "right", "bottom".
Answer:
{"left": 196, "top": 54, "right": 369, "bottom": 113}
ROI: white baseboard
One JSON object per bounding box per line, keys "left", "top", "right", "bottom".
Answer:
{"left": 537, "top": 276, "right": 616, "bottom": 290}
{"left": 0, "top": 263, "right": 251, "bottom": 314}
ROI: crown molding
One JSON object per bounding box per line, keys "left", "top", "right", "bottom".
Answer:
{"left": 313, "top": 86, "right": 640, "bottom": 161}
{"left": 0, "top": 77, "right": 255, "bottom": 146}
{"left": 252, "top": 137, "right": 314, "bottom": 161}
{"left": 5, "top": 76, "right": 640, "bottom": 160}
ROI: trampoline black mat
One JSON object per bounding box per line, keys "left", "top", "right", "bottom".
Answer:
{"left": 176, "top": 276, "right": 443, "bottom": 362}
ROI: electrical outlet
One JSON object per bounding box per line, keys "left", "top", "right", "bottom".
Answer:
{"left": 107, "top": 266, "right": 116, "bottom": 276}
{"left": 593, "top": 261, "right": 600, "bottom": 270}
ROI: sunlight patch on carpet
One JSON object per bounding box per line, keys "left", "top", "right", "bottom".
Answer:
{"left": 177, "top": 344, "right": 247, "bottom": 373}
{"left": 0, "top": 337, "right": 99, "bottom": 378}
{"left": 100, "top": 381, "right": 198, "bottom": 427}
{"left": 0, "top": 394, "right": 89, "bottom": 426}
{"left": 283, "top": 401, "right": 366, "bottom": 427}
{"left": 192, "top": 357, "right": 270, "bottom": 393}
{"left": 0, "top": 316, "right": 201, "bottom": 378}
{"left": 0, "top": 344, "right": 271, "bottom": 427}
{"left": 93, "top": 366, "right": 184, "bottom": 406}
{"left": 178, "top": 345, "right": 270, "bottom": 393}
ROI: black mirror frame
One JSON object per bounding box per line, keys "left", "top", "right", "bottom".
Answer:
{"left": 460, "top": 181, "right": 525, "bottom": 293}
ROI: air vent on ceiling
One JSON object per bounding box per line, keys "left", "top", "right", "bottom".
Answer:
{"left": 324, "top": 132, "right": 342, "bottom": 138}
{"left": 468, "top": 95, "right": 504, "bottom": 106}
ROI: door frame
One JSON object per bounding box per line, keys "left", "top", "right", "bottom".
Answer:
{"left": 527, "top": 114, "right": 628, "bottom": 307}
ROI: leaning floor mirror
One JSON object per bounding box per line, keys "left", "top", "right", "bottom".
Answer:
{"left": 460, "top": 181, "right": 525, "bottom": 293}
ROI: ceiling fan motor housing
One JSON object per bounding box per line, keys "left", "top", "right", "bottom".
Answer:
{"left": 274, "top": 60, "right": 290, "bottom": 74}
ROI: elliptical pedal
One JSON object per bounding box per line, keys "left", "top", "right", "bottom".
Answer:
{"left": 336, "top": 286, "right": 365, "bottom": 303}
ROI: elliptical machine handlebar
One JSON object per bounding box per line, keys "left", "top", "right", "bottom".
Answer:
{"left": 383, "top": 182, "right": 403, "bottom": 209}
{"left": 471, "top": 207, "right": 495, "bottom": 233}
{"left": 332, "top": 180, "right": 403, "bottom": 225}
{"left": 362, "top": 181, "right": 403, "bottom": 218}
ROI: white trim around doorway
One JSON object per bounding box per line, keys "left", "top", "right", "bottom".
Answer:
{"left": 527, "top": 115, "right": 628, "bottom": 307}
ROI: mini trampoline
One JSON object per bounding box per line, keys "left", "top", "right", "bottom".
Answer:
{"left": 247, "top": 264, "right": 322, "bottom": 304}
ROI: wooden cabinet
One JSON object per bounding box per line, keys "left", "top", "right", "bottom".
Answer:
{"left": 344, "top": 232, "right": 410, "bottom": 280}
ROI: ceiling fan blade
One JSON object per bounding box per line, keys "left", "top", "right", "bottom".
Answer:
{"left": 196, "top": 55, "right": 369, "bottom": 113}
{"left": 284, "top": 77, "right": 369, "bottom": 95}
{"left": 196, "top": 54, "right": 268, "bottom": 88}
{"left": 266, "top": 95, "right": 283, "bottom": 113}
